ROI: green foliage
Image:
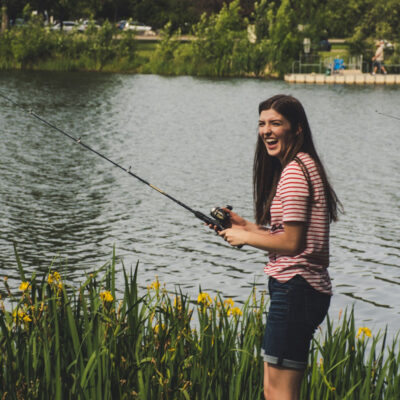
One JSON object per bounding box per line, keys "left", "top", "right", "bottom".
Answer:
{"left": 84, "top": 20, "right": 116, "bottom": 70}
{"left": 0, "top": 250, "right": 266, "bottom": 399}
{"left": 144, "top": 0, "right": 270, "bottom": 78}
{"left": 136, "top": 0, "right": 199, "bottom": 31}
{"left": 190, "top": 0, "right": 247, "bottom": 76}
{"left": 118, "top": 29, "right": 137, "bottom": 62}
{"left": 145, "top": 22, "right": 182, "bottom": 75}
{"left": 22, "top": 3, "right": 32, "bottom": 21}
{"left": 0, "top": 20, "right": 139, "bottom": 72}
{"left": 303, "top": 310, "right": 400, "bottom": 399}
{"left": 1, "top": 250, "right": 400, "bottom": 398}
{"left": 253, "top": 0, "right": 275, "bottom": 41}
{"left": 10, "top": 19, "right": 53, "bottom": 68}
{"left": 324, "top": 0, "right": 366, "bottom": 38}
{"left": 267, "top": 0, "right": 302, "bottom": 77}
{"left": 0, "top": 30, "right": 14, "bottom": 68}
{"left": 2, "top": 0, "right": 400, "bottom": 77}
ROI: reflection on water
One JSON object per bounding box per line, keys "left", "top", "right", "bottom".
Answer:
{"left": 1, "top": 71, "right": 399, "bottom": 338}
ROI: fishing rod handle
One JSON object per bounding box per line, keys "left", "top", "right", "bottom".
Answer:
{"left": 194, "top": 211, "right": 225, "bottom": 231}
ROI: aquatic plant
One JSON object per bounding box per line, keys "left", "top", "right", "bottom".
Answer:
{"left": 0, "top": 248, "right": 399, "bottom": 399}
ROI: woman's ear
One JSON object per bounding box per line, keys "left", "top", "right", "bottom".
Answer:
{"left": 296, "top": 125, "right": 302, "bottom": 136}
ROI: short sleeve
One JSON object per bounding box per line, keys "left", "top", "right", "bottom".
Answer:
{"left": 277, "top": 162, "right": 310, "bottom": 222}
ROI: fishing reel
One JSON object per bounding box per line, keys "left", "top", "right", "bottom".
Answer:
{"left": 210, "top": 205, "right": 242, "bottom": 249}
{"left": 210, "top": 205, "right": 233, "bottom": 230}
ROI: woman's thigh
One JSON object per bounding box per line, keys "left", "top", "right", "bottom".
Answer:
{"left": 262, "top": 275, "right": 331, "bottom": 370}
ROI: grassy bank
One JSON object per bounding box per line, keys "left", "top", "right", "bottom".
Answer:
{"left": 0, "top": 248, "right": 399, "bottom": 399}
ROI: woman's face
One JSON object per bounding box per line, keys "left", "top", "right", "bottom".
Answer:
{"left": 258, "top": 108, "right": 295, "bottom": 163}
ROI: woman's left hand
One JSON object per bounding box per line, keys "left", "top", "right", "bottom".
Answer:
{"left": 219, "top": 228, "right": 248, "bottom": 247}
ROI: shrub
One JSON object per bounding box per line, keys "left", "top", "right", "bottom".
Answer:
{"left": 10, "top": 21, "right": 52, "bottom": 68}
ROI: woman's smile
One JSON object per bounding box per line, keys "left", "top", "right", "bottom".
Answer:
{"left": 258, "top": 109, "right": 293, "bottom": 162}
{"left": 265, "top": 138, "right": 278, "bottom": 147}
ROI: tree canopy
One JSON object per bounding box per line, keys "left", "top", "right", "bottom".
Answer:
{"left": 2, "top": 0, "right": 400, "bottom": 41}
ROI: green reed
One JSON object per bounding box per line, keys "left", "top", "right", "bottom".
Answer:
{"left": 0, "top": 249, "right": 399, "bottom": 399}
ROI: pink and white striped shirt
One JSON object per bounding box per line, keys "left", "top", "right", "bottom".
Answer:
{"left": 264, "top": 152, "right": 332, "bottom": 294}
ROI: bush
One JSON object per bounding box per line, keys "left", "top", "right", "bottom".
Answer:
{"left": 0, "top": 30, "right": 14, "bottom": 68}
{"left": 190, "top": 0, "right": 248, "bottom": 76}
{"left": 10, "top": 20, "right": 53, "bottom": 68}
{"left": 145, "top": 22, "right": 182, "bottom": 75}
{"left": 84, "top": 20, "right": 117, "bottom": 70}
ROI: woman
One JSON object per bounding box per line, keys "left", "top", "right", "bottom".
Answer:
{"left": 217, "top": 94, "right": 341, "bottom": 400}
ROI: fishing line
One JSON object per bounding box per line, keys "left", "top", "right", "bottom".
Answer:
{"left": 375, "top": 110, "right": 400, "bottom": 121}
{"left": 0, "top": 92, "right": 229, "bottom": 233}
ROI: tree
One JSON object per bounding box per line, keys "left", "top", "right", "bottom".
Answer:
{"left": 267, "top": 0, "right": 302, "bottom": 76}
{"left": 252, "top": 0, "right": 276, "bottom": 41}
{"left": 191, "top": 0, "right": 247, "bottom": 75}
{"left": 1, "top": 3, "right": 8, "bottom": 32}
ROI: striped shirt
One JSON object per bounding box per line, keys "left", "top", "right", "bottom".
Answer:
{"left": 264, "top": 152, "right": 332, "bottom": 294}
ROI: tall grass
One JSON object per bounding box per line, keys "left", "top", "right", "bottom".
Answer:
{"left": 0, "top": 248, "right": 399, "bottom": 399}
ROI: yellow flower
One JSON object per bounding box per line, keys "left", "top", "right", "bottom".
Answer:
{"left": 100, "top": 291, "right": 114, "bottom": 303}
{"left": 224, "top": 298, "right": 234, "bottom": 308}
{"left": 356, "top": 327, "right": 372, "bottom": 339}
{"left": 19, "top": 281, "right": 30, "bottom": 292}
{"left": 22, "top": 314, "right": 32, "bottom": 322}
{"left": 47, "top": 271, "right": 61, "bottom": 285}
{"left": 228, "top": 307, "right": 243, "bottom": 317}
{"left": 148, "top": 279, "right": 160, "bottom": 291}
{"left": 197, "top": 292, "right": 212, "bottom": 307}
{"left": 12, "top": 309, "right": 23, "bottom": 321}
{"left": 154, "top": 323, "right": 165, "bottom": 334}
{"left": 173, "top": 296, "right": 182, "bottom": 311}
{"left": 12, "top": 309, "right": 32, "bottom": 323}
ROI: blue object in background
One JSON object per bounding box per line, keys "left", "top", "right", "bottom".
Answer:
{"left": 333, "top": 58, "right": 345, "bottom": 72}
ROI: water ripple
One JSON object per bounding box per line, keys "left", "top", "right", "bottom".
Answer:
{"left": 0, "top": 71, "right": 399, "bottom": 338}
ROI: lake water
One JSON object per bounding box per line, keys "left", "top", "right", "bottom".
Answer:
{"left": 1, "top": 71, "right": 399, "bottom": 338}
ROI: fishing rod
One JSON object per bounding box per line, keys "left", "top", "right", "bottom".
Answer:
{"left": 0, "top": 92, "right": 233, "bottom": 235}
{"left": 375, "top": 110, "right": 400, "bottom": 121}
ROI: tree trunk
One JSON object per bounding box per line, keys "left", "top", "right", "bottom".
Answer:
{"left": 1, "top": 5, "right": 8, "bottom": 33}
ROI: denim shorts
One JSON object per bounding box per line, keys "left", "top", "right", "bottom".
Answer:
{"left": 262, "top": 275, "right": 331, "bottom": 370}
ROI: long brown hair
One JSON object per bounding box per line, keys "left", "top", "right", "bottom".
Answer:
{"left": 253, "top": 94, "right": 342, "bottom": 225}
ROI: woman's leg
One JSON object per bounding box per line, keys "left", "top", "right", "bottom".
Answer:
{"left": 263, "top": 362, "right": 269, "bottom": 399}
{"left": 262, "top": 276, "right": 330, "bottom": 399}
{"left": 264, "top": 362, "right": 304, "bottom": 400}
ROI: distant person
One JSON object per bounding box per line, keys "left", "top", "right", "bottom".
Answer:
{"left": 209, "top": 95, "right": 342, "bottom": 400}
{"left": 372, "top": 40, "right": 387, "bottom": 75}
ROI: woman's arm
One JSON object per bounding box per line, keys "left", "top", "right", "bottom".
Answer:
{"left": 219, "top": 221, "right": 306, "bottom": 255}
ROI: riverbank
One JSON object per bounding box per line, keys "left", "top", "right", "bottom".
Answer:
{"left": 1, "top": 250, "right": 399, "bottom": 399}
{"left": 0, "top": 26, "right": 269, "bottom": 77}
{"left": 0, "top": 5, "right": 277, "bottom": 78}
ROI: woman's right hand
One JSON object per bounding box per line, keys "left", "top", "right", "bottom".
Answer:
{"left": 222, "top": 208, "right": 248, "bottom": 230}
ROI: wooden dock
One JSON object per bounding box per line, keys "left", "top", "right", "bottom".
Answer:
{"left": 284, "top": 72, "right": 400, "bottom": 85}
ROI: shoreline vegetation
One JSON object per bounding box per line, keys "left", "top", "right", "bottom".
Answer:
{"left": 0, "top": 248, "right": 399, "bottom": 399}
{"left": 1, "top": 0, "right": 398, "bottom": 80}
{"left": 0, "top": 1, "right": 276, "bottom": 78}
